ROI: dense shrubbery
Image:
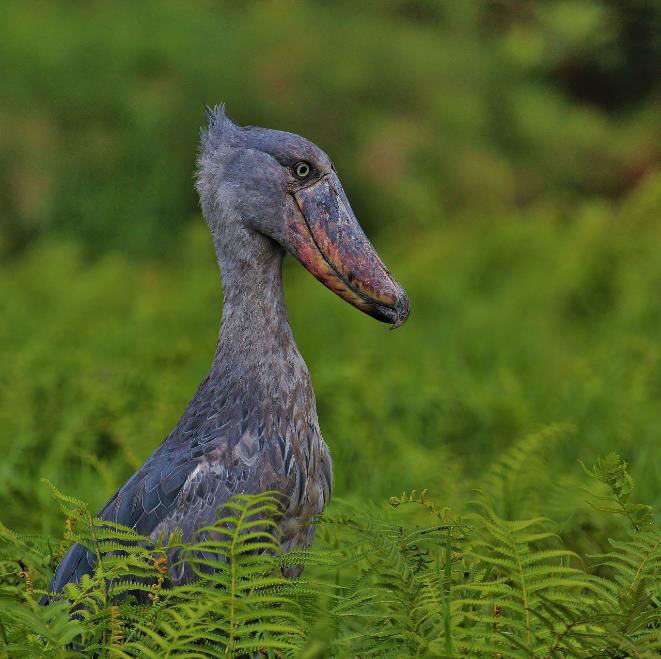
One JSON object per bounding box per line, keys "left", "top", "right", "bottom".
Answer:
{"left": 1, "top": 0, "right": 660, "bottom": 654}
{"left": 2, "top": 177, "right": 660, "bottom": 541}
{"left": 1, "top": 454, "right": 659, "bottom": 656}
{"left": 1, "top": 1, "right": 658, "bottom": 255}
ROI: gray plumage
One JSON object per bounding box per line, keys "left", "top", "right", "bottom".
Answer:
{"left": 45, "top": 106, "right": 408, "bottom": 598}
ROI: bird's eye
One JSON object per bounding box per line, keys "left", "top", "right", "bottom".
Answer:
{"left": 293, "top": 161, "right": 312, "bottom": 180}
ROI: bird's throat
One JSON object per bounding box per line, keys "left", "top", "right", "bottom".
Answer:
{"left": 210, "top": 232, "right": 303, "bottom": 392}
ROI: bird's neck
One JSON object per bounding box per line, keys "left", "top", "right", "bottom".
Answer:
{"left": 209, "top": 228, "right": 305, "bottom": 391}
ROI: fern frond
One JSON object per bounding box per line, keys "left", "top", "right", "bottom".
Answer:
{"left": 3, "top": 467, "right": 658, "bottom": 657}
{"left": 477, "top": 423, "right": 575, "bottom": 519}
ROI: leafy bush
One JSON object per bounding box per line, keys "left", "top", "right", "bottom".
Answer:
{"left": 2, "top": 178, "right": 660, "bottom": 543}
{"left": 1, "top": 455, "right": 659, "bottom": 657}
{"left": 2, "top": 1, "right": 659, "bottom": 654}
{"left": 1, "top": 0, "right": 658, "bottom": 255}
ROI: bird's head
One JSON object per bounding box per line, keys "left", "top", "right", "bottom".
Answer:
{"left": 196, "top": 105, "right": 409, "bottom": 327}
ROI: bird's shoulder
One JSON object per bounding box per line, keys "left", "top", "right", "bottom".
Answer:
{"left": 97, "top": 396, "right": 287, "bottom": 539}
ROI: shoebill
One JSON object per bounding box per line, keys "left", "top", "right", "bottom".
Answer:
{"left": 44, "top": 105, "right": 409, "bottom": 597}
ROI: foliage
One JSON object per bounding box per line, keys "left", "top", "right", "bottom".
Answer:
{"left": 1, "top": 0, "right": 659, "bottom": 555}
{"left": 0, "top": 0, "right": 658, "bottom": 255}
{"left": 1, "top": 0, "right": 660, "bottom": 654}
{"left": 1, "top": 456, "right": 659, "bottom": 656}
{"left": 582, "top": 453, "right": 655, "bottom": 532}
{"left": 2, "top": 175, "right": 660, "bottom": 544}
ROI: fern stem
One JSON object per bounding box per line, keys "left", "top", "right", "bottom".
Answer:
{"left": 509, "top": 529, "right": 533, "bottom": 657}
{"left": 86, "top": 509, "right": 110, "bottom": 648}
{"left": 226, "top": 499, "right": 254, "bottom": 654}
{"left": 443, "top": 526, "right": 454, "bottom": 657}
{"left": 631, "top": 535, "right": 660, "bottom": 587}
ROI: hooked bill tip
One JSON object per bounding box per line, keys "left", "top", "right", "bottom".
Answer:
{"left": 390, "top": 293, "right": 410, "bottom": 329}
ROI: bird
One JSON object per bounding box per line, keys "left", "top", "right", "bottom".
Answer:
{"left": 44, "top": 105, "right": 409, "bottom": 598}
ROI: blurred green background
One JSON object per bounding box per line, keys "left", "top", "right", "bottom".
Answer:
{"left": 1, "top": 1, "right": 660, "bottom": 553}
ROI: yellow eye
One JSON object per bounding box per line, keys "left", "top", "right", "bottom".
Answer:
{"left": 293, "top": 161, "right": 311, "bottom": 179}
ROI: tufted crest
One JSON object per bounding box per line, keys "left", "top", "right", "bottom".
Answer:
{"left": 199, "top": 103, "right": 243, "bottom": 155}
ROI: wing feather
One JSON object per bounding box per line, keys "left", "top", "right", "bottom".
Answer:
{"left": 43, "top": 441, "right": 267, "bottom": 598}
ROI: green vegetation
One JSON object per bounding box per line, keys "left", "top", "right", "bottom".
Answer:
{"left": 1, "top": 0, "right": 660, "bottom": 655}
{"left": 1, "top": 1, "right": 658, "bottom": 256}
{"left": 2, "top": 187, "right": 660, "bottom": 544}
{"left": 1, "top": 456, "right": 660, "bottom": 656}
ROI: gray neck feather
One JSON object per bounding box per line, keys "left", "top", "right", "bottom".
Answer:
{"left": 208, "top": 215, "right": 304, "bottom": 397}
